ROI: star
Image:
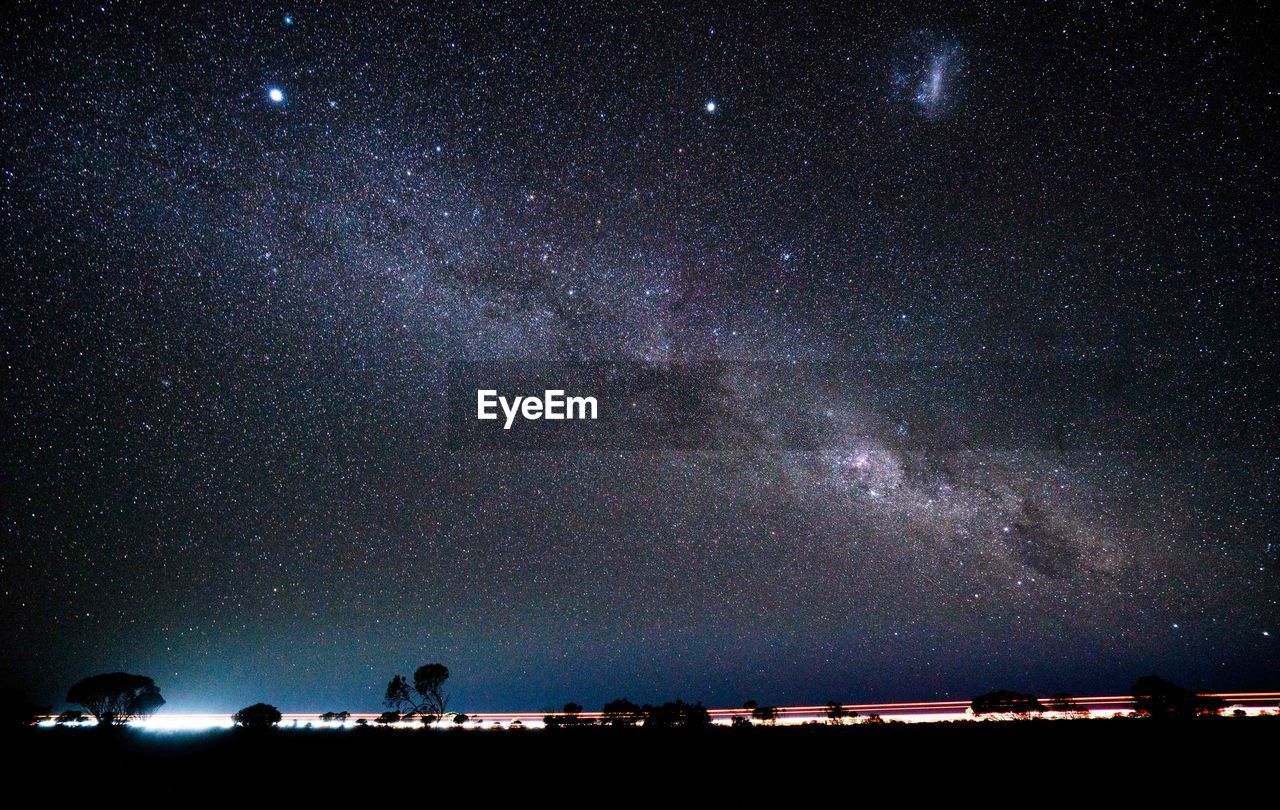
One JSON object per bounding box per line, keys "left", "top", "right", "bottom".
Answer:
{"left": 2, "top": 1, "right": 1271, "bottom": 717}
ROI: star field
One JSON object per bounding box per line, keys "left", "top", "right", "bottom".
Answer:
{"left": 1, "top": 1, "right": 1276, "bottom": 712}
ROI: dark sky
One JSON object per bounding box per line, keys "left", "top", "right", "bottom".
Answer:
{"left": 2, "top": 1, "right": 1276, "bottom": 713}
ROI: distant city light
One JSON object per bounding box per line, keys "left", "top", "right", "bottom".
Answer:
{"left": 33, "top": 691, "right": 1280, "bottom": 732}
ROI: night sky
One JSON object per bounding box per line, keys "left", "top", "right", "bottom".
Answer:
{"left": 2, "top": 2, "right": 1276, "bottom": 714}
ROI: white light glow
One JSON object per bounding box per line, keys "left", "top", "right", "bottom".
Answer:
{"left": 32, "top": 692, "right": 1278, "bottom": 732}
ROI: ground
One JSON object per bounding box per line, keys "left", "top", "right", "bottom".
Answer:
{"left": 5, "top": 717, "right": 1274, "bottom": 793}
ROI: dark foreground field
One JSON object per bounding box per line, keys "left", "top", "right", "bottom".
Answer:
{"left": 4, "top": 717, "right": 1276, "bottom": 791}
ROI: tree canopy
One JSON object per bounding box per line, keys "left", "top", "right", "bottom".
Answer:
{"left": 642, "top": 700, "right": 712, "bottom": 730}
{"left": 1131, "top": 676, "right": 1224, "bottom": 719}
{"left": 385, "top": 663, "right": 450, "bottom": 724}
{"left": 66, "top": 673, "right": 165, "bottom": 726}
{"left": 601, "top": 698, "right": 644, "bottom": 727}
{"left": 970, "top": 690, "right": 1045, "bottom": 718}
{"left": 232, "top": 703, "right": 283, "bottom": 730}
{"left": 824, "top": 701, "right": 853, "bottom": 724}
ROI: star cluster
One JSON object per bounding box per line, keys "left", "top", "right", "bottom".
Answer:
{"left": 1, "top": 2, "right": 1276, "bottom": 711}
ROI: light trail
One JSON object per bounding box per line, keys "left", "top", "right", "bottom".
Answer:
{"left": 38, "top": 692, "right": 1280, "bottom": 731}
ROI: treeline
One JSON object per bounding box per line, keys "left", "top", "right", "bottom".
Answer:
{"left": 0, "top": 664, "right": 1267, "bottom": 732}
{"left": 969, "top": 676, "right": 1238, "bottom": 721}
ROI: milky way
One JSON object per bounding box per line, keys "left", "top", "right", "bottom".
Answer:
{"left": 2, "top": 2, "right": 1276, "bottom": 712}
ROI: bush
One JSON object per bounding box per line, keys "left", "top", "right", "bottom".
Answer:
{"left": 232, "top": 703, "right": 283, "bottom": 730}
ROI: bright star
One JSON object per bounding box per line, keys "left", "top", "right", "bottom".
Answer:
{"left": 267, "top": 86, "right": 285, "bottom": 104}
{"left": 705, "top": 100, "right": 717, "bottom": 113}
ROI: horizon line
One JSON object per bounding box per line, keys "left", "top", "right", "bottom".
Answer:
{"left": 41, "top": 691, "right": 1280, "bottom": 728}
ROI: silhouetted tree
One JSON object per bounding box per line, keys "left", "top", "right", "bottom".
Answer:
{"left": 385, "top": 663, "right": 449, "bottom": 724}
{"left": 452, "top": 713, "right": 469, "bottom": 725}
{"left": 643, "top": 700, "right": 711, "bottom": 730}
{"left": 970, "top": 690, "right": 1045, "bottom": 719}
{"left": 544, "top": 702, "right": 588, "bottom": 729}
{"left": 1131, "top": 675, "right": 1223, "bottom": 719}
{"left": 1133, "top": 676, "right": 1191, "bottom": 719}
{"left": 375, "top": 711, "right": 401, "bottom": 726}
{"left": 66, "top": 673, "right": 165, "bottom": 726}
{"left": 601, "top": 698, "right": 644, "bottom": 727}
{"left": 683, "top": 702, "right": 711, "bottom": 729}
{"left": 824, "top": 701, "right": 854, "bottom": 725}
{"left": 320, "top": 710, "right": 351, "bottom": 724}
{"left": 1046, "top": 693, "right": 1088, "bottom": 718}
{"left": 751, "top": 704, "right": 778, "bottom": 725}
{"left": 56, "top": 710, "right": 87, "bottom": 725}
{"left": 232, "top": 703, "right": 283, "bottom": 730}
